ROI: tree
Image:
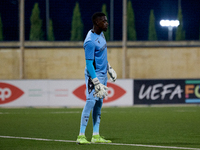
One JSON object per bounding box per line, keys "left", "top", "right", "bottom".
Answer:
{"left": 47, "top": 19, "right": 55, "bottom": 41}
{"left": 148, "top": 9, "right": 157, "bottom": 41}
{"left": 0, "top": 13, "right": 3, "bottom": 41}
{"left": 29, "top": 3, "right": 44, "bottom": 41}
{"left": 101, "top": 4, "right": 110, "bottom": 41}
{"left": 70, "top": 2, "right": 84, "bottom": 41}
{"left": 175, "top": 8, "right": 185, "bottom": 40}
{"left": 127, "top": 0, "right": 137, "bottom": 41}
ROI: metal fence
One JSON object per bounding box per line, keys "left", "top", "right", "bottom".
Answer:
{"left": 1, "top": 0, "right": 199, "bottom": 42}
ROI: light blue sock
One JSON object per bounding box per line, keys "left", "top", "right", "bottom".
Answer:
{"left": 92, "top": 113, "right": 101, "bottom": 135}
{"left": 79, "top": 100, "right": 95, "bottom": 135}
{"left": 92, "top": 99, "right": 103, "bottom": 134}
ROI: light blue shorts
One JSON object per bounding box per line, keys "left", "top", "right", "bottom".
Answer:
{"left": 85, "top": 73, "right": 107, "bottom": 101}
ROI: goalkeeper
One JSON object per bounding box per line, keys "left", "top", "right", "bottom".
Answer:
{"left": 76, "top": 12, "right": 117, "bottom": 145}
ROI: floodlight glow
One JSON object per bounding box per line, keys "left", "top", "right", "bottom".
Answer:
{"left": 160, "top": 20, "right": 180, "bottom": 27}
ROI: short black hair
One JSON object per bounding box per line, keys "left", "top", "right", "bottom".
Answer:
{"left": 92, "top": 12, "right": 106, "bottom": 25}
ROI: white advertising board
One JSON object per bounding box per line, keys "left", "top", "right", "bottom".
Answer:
{"left": 0, "top": 80, "right": 49, "bottom": 107}
{"left": 0, "top": 79, "right": 133, "bottom": 107}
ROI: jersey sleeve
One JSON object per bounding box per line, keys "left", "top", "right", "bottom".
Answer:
{"left": 84, "top": 41, "right": 95, "bottom": 60}
{"left": 86, "top": 59, "right": 96, "bottom": 79}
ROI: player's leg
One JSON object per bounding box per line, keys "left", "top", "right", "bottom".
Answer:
{"left": 77, "top": 100, "right": 95, "bottom": 144}
{"left": 77, "top": 75, "right": 96, "bottom": 144}
{"left": 91, "top": 103, "right": 111, "bottom": 143}
{"left": 91, "top": 75, "right": 111, "bottom": 143}
{"left": 92, "top": 98, "right": 103, "bottom": 135}
{"left": 92, "top": 75, "right": 106, "bottom": 135}
{"left": 79, "top": 100, "right": 95, "bottom": 135}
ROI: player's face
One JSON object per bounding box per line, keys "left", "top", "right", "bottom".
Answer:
{"left": 97, "top": 16, "right": 108, "bottom": 32}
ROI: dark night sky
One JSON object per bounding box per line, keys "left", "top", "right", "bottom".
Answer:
{"left": 0, "top": 0, "right": 200, "bottom": 41}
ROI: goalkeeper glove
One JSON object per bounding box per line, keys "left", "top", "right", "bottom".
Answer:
{"left": 92, "top": 77, "right": 108, "bottom": 98}
{"left": 107, "top": 63, "right": 117, "bottom": 82}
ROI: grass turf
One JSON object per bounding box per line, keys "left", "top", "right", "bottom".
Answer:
{"left": 0, "top": 106, "right": 200, "bottom": 150}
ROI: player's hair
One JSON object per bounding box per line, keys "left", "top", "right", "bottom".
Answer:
{"left": 92, "top": 12, "right": 106, "bottom": 25}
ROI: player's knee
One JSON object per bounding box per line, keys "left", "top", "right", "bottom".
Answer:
{"left": 84, "top": 100, "right": 96, "bottom": 110}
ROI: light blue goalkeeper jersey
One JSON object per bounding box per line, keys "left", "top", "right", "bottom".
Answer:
{"left": 84, "top": 29, "right": 108, "bottom": 76}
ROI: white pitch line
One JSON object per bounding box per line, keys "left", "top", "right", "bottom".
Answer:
{"left": 0, "top": 111, "right": 107, "bottom": 115}
{"left": 100, "top": 142, "right": 200, "bottom": 150}
{"left": 0, "top": 135, "right": 199, "bottom": 150}
{"left": 50, "top": 111, "right": 81, "bottom": 114}
{"left": 0, "top": 135, "right": 76, "bottom": 143}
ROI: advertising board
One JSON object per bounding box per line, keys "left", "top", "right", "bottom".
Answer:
{"left": 0, "top": 79, "right": 133, "bottom": 107}
{"left": 134, "top": 79, "right": 200, "bottom": 104}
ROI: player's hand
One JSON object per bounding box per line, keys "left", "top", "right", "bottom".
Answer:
{"left": 92, "top": 77, "right": 108, "bottom": 98}
{"left": 108, "top": 63, "right": 117, "bottom": 82}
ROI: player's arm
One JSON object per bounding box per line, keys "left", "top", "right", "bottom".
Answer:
{"left": 86, "top": 59, "right": 107, "bottom": 98}
{"left": 107, "top": 62, "right": 117, "bottom": 82}
{"left": 84, "top": 41, "right": 108, "bottom": 98}
{"left": 84, "top": 41, "right": 97, "bottom": 79}
{"left": 86, "top": 59, "right": 96, "bottom": 79}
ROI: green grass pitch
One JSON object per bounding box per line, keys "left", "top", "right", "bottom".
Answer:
{"left": 0, "top": 106, "right": 200, "bottom": 150}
